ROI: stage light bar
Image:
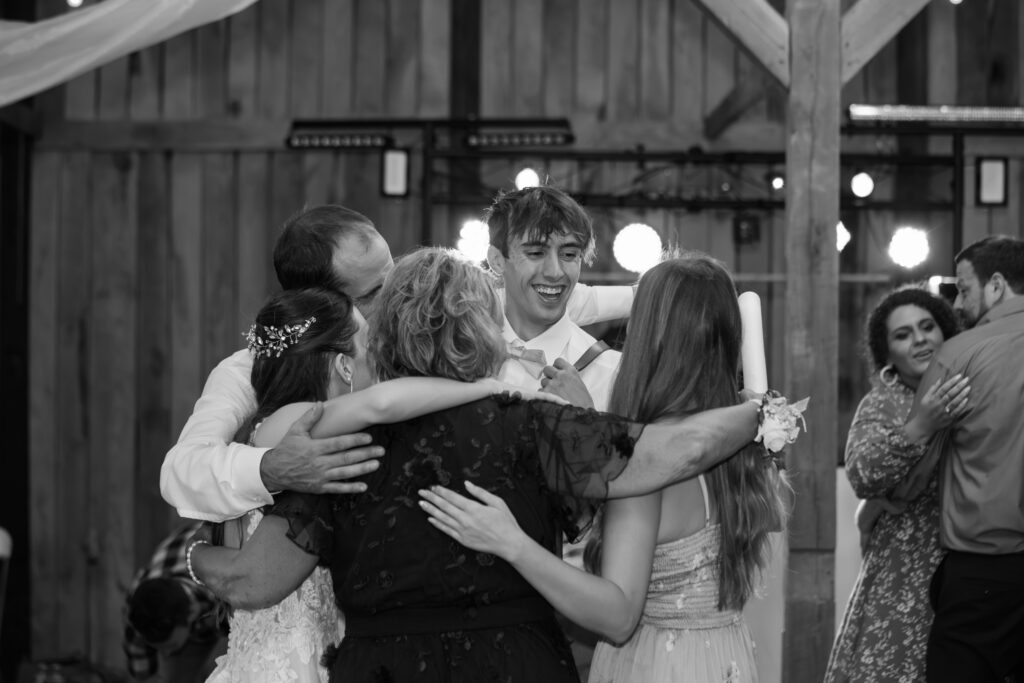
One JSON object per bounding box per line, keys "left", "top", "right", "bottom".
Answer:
{"left": 287, "top": 133, "right": 394, "bottom": 149}
{"left": 849, "top": 104, "right": 1024, "bottom": 125}
{"left": 465, "top": 131, "right": 574, "bottom": 148}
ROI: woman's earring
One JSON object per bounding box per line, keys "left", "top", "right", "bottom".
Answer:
{"left": 879, "top": 364, "right": 899, "bottom": 388}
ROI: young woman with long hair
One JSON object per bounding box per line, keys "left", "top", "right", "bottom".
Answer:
{"left": 420, "top": 253, "right": 791, "bottom": 682}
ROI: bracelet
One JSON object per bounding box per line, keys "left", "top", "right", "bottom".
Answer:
{"left": 186, "top": 539, "right": 210, "bottom": 586}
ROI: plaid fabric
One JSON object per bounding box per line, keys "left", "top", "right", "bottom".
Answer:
{"left": 122, "top": 522, "right": 227, "bottom": 679}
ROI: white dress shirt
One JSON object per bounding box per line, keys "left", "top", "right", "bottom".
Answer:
{"left": 160, "top": 283, "right": 633, "bottom": 521}
{"left": 498, "top": 314, "right": 621, "bottom": 412}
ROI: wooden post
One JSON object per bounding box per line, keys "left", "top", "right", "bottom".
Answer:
{"left": 783, "top": 0, "right": 840, "bottom": 680}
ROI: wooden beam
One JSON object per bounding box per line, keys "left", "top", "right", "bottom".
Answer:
{"left": 784, "top": 0, "right": 840, "bottom": 680}
{"left": 841, "top": 0, "right": 932, "bottom": 84}
{"left": 37, "top": 119, "right": 290, "bottom": 151}
{"left": 690, "top": 0, "right": 789, "bottom": 88}
{"left": 704, "top": 74, "right": 766, "bottom": 141}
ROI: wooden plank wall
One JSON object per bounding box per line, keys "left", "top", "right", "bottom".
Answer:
{"left": 24, "top": 0, "right": 1024, "bottom": 671}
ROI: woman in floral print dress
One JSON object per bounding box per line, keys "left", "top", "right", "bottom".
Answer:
{"left": 825, "top": 287, "right": 970, "bottom": 683}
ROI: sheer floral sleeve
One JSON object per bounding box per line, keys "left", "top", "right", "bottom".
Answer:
{"left": 844, "top": 383, "right": 927, "bottom": 499}
{"left": 265, "top": 491, "right": 335, "bottom": 566}
{"left": 524, "top": 400, "right": 645, "bottom": 541}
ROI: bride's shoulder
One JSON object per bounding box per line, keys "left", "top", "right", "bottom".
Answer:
{"left": 252, "top": 402, "right": 316, "bottom": 448}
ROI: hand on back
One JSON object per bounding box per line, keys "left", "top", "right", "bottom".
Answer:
{"left": 260, "top": 402, "right": 384, "bottom": 495}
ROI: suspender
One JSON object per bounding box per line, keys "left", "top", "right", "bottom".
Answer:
{"left": 573, "top": 340, "right": 611, "bottom": 372}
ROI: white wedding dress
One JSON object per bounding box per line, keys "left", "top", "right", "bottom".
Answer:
{"left": 206, "top": 508, "right": 344, "bottom": 683}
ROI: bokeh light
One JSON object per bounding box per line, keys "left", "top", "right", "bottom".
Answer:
{"left": 613, "top": 223, "right": 662, "bottom": 274}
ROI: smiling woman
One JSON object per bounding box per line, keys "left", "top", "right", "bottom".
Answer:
{"left": 825, "top": 285, "right": 968, "bottom": 683}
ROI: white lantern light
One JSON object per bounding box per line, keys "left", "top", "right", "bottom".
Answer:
{"left": 613, "top": 223, "right": 662, "bottom": 274}
{"left": 888, "top": 226, "right": 930, "bottom": 269}
{"left": 456, "top": 219, "right": 490, "bottom": 263}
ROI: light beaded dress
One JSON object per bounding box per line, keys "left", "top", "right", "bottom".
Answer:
{"left": 588, "top": 476, "right": 757, "bottom": 683}
{"left": 205, "top": 428, "right": 344, "bottom": 683}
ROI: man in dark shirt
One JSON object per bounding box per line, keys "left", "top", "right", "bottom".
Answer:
{"left": 920, "top": 235, "right": 1024, "bottom": 683}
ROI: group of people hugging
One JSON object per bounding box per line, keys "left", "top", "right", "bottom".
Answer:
{"left": 146, "top": 182, "right": 1024, "bottom": 683}
{"left": 156, "top": 185, "right": 792, "bottom": 683}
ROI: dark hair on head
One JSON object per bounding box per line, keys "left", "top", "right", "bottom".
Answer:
{"left": 865, "top": 285, "right": 959, "bottom": 372}
{"left": 370, "top": 248, "right": 505, "bottom": 383}
{"left": 956, "top": 235, "right": 1024, "bottom": 294}
{"left": 585, "top": 251, "right": 790, "bottom": 612}
{"left": 484, "top": 185, "right": 596, "bottom": 264}
{"left": 273, "top": 204, "right": 379, "bottom": 294}
{"left": 246, "top": 287, "right": 359, "bottom": 429}
{"left": 127, "top": 578, "right": 192, "bottom": 645}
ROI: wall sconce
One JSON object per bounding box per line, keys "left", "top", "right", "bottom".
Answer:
{"left": 976, "top": 157, "right": 1007, "bottom": 206}
{"left": 381, "top": 148, "right": 410, "bottom": 198}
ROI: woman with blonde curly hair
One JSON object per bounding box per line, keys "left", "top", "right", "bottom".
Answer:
{"left": 190, "top": 247, "right": 761, "bottom": 683}
{"left": 421, "top": 253, "right": 791, "bottom": 682}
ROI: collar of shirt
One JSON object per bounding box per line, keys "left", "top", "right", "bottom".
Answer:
{"left": 502, "top": 314, "right": 578, "bottom": 363}
{"left": 976, "top": 294, "right": 1024, "bottom": 327}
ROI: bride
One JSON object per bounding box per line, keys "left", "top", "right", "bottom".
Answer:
{"left": 202, "top": 286, "right": 530, "bottom": 683}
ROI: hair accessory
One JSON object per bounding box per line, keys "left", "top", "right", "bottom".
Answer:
{"left": 749, "top": 389, "right": 810, "bottom": 469}
{"left": 186, "top": 539, "right": 211, "bottom": 586}
{"left": 878, "top": 364, "right": 899, "bottom": 388}
{"left": 245, "top": 316, "right": 316, "bottom": 358}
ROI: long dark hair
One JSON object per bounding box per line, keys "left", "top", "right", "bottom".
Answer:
{"left": 240, "top": 287, "right": 359, "bottom": 438}
{"left": 585, "top": 253, "right": 789, "bottom": 611}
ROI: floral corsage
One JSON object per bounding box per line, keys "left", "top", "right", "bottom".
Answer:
{"left": 751, "top": 390, "right": 810, "bottom": 469}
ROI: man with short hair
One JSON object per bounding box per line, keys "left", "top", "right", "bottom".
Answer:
{"left": 920, "top": 235, "right": 1024, "bottom": 682}
{"left": 123, "top": 523, "right": 228, "bottom": 681}
{"left": 160, "top": 203, "right": 634, "bottom": 523}
{"left": 485, "top": 186, "right": 624, "bottom": 680}
{"left": 486, "top": 186, "right": 621, "bottom": 411}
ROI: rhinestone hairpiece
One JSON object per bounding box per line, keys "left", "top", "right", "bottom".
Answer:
{"left": 244, "top": 316, "right": 316, "bottom": 358}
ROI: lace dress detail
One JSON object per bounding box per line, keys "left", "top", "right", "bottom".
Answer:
{"left": 206, "top": 425, "right": 343, "bottom": 683}
{"left": 268, "top": 394, "right": 644, "bottom": 683}
{"left": 589, "top": 477, "right": 757, "bottom": 683}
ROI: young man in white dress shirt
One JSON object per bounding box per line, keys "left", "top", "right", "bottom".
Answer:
{"left": 160, "top": 203, "right": 634, "bottom": 524}
{"left": 487, "top": 185, "right": 621, "bottom": 413}
{"left": 485, "top": 186, "right": 624, "bottom": 681}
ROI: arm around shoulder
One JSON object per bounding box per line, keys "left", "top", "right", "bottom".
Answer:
{"left": 160, "top": 349, "right": 271, "bottom": 521}
{"left": 608, "top": 402, "right": 758, "bottom": 498}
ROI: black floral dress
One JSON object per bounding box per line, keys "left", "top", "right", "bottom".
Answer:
{"left": 268, "top": 393, "right": 644, "bottom": 683}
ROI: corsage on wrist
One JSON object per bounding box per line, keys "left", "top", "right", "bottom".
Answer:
{"left": 749, "top": 389, "right": 810, "bottom": 468}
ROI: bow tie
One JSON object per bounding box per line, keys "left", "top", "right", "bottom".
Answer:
{"left": 507, "top": 341, "right": 548, "bottom": 378}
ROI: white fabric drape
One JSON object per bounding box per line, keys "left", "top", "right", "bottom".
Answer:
{"left": 0, "top": 0, "right": 258, "bottom": 109}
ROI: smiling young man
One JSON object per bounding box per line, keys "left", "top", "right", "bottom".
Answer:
{"left": 486, "top": 186, "right": 622, "bottom": 411}
{"left": 485, "top": 185, "right": 624, "bottom": 681}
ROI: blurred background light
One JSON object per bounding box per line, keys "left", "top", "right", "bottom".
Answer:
{"left": 612, "top": 223, "right": 662, "bottom": 274}
{"left": 456, "top": 219, "right": 490, "bottom": 263}
{"left": 836, "top": 221, "right": 851, "bottom": 252}
{"left": 850, "top": 171, "right": 875, "bottom": 198}
{"left": 888, "top": 226, "right": 930, "bottom": 269}
{"left": 514, "top": 167, "right": 541, "bottom": 190}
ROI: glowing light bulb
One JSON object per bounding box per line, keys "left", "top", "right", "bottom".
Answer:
{"left": 770, "top": 175, "right": 784, "bottom": 191}
{"left": 456, "top": 219, "right": 490, "bottom": 263}
{"left": 514, "top": 168, "right": 540, "bottom": 190}
{"left": 836, "top": 221, "right": 851, "bottom": 252}
{"left": 67, "top": 0, "right": 83, "bottom": 6}
{"left": 888, "top": 226, "right": 930, "bottom": 269}
{"left": 851, "top": 172, "right": 875, "bottom": 198}
{"left": 613, "top": 223, "right": 662, "bottom": 274}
